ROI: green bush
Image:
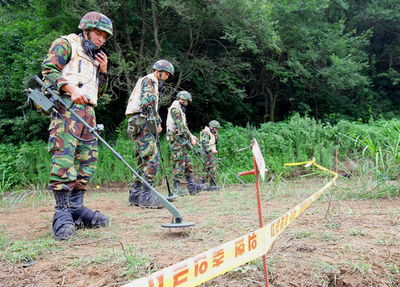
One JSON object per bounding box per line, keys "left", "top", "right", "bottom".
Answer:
{"left": 2, "top": 114, "right": 400, "bottom": 191}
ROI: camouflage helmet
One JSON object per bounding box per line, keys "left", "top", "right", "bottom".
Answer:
{"left": 78, "top": 12, "right": 113, "bottom": 38}
{"left": 176, "top": 91, "right": 192, "bottom": 102}
{"left": 209, "top": 120, "right": 221, "bottom": 129}
{"left": 153, "top": 60, "right": 174, "bottom": 75}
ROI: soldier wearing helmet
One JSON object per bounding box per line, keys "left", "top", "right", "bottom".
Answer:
{"left": 41, "top": 12, "right": 113, "bottom": 240}
{"left": 165, "top": 91, "right": 206, "bottom": 195}
{"left": 125, "top": 59, "right": 174, "bottom": 208}
{"left": 199, "top": 120, "right": 221, "bottom": 190}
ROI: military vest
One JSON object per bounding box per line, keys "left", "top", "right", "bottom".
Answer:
{"left": 125, "top": 73, "right": 159, "bottom": 116}
{"left": 60, "top": 34, "right": 100, "bottom": 106}
{"left": 201, "top": 126, "right": 217, "bottom": 150}
{"left": 166, "top": 100, "right": 189, "bottom": 134}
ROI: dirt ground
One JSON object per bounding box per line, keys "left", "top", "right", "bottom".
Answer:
{"left": 0, "top": 178, "right": 400, "bottom": 287}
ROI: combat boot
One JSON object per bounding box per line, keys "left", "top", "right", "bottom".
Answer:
{"left": 173, "top": 180, "right": 187, "bottom": 195}
{"left": 69, "top": 190, "right": 109, "bottom": 229}
{"left": 187, "top": 175, "right": 206, "bottom": 195}
{"left": 207, "top": 179, "right": 220, "bottom": 191}
{"left": 139, "top": 183, "right": 164, "bottom": 209}
{"left": 52, "top": 190, "right": 76, "bottom": 240}
{"left": 129, "top": 181, "right": 142, "bottom": 206}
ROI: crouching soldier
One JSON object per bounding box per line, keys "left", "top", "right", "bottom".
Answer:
{"left": 166, "top": 91, "right": 206, "bottom": 195}
{"left": 42, "top": 12, "right": 113, "bottom": 240}
{"left": 200, "top": 120, "right": 221, "bottom": 190}
{"left": 125, "top": 59, "right": 174, "bottom": 208}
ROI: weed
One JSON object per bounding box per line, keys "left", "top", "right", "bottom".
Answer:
{"left": 372, "top": 234, "right": 399, "bottom": 246}
{"left": 347, "top": 260, "right": 372, "bottom": 276}
{"left": 349, "top": 228, "right": 367, "bottom": 236}
{"left": 291, "top": 230, "right": 313, "bottom": 239}
{"left": 0, "top": 170, "right": 13, "bottom": 195}
{"left": 324, "top": 221, "right": 342, "bottom": 229}
{"left": 1, "top": 236, "right": 61, "bottom": 264}
{"left": 119, "top": 243, "right": 150, "bottom": 277}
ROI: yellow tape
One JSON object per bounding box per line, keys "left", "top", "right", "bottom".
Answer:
{"left": 123, "top": 160, "right": 338, "bottom": 287}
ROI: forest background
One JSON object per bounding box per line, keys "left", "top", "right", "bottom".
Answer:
{"left": 1, "top": 0, "right": 400, "bottom": 190}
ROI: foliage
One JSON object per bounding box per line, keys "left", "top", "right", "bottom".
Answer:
{"left": 2, "top": 0, "right": 400, "bottom": 145}
{"left": 3, "top": 114, "right": 400, "bottom": 191}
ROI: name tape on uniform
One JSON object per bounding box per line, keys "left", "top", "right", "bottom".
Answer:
{"left": 123, "top": 159, "right": 338, "bottom": 287}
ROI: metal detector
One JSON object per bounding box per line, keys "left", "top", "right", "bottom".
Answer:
{"left": 26, "top": 75, "right": 194, "bottom": 229}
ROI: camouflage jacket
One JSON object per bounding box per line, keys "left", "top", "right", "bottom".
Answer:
{"left": 139, "top": 74, "right": 161, "bottom": 123}
{"left": 200, "top": 126, "right": 217, "bottom": 152}
{"left": 41, "top": 35, "right": 108, "bottom": 97}
{"left": 169, "top": 102, "right": 191, "bottom": 140}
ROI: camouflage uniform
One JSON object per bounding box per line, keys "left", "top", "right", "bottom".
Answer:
{"left": 200, "top": 127, "right": 217, "bottom": 182}
{"left": 42, "top": 11, "right": 112, "bottom": 240}
{"left": 169, "top": 103, "right": 193, "bottom": 181}
{"left": 166, "top": 98, "right": 206, "bottom": 195}
{"left": 43, "top": 37, "right": 107, "bottom": 191}
{"left": 131, "top": 75, "right": 161, "bottom": 186}
{"left": 199, "top": 122, "right": 220, "bottom": 190}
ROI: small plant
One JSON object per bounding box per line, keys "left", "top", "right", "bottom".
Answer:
{"left": 0, "top": 170, "right": 13, "bottom": 195}
{"left": 386, "top": 207, "right": 400, "bottom": 225}
{"left": 349, "top": 228, "right": 367, "bottom": 236}
{"left": 324, "top": 221, "right": 342, "bottom": 229}
{"left": 347, "top": 261, "right": 372, "bottom": 276}
{"left": 119, "top": 243, "right": 150, "bottom": 277}
{"left": 291, "top": 230, "right": 313, "bottom": 239}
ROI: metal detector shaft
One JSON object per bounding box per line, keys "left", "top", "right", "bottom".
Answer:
{"left": 198, "top": 143, "right": 247, "bottom": 187}
{"left": 213, "top": 156, "right": 247, "bottom": 187}
{"left": 33, "top": 76, "right": 184, "bottom": 224}
{"left": 156, "top": 137, "right": 175, "bottom": 198}
{"left": 190, "top": 144, "right": 217, "bottom": 184}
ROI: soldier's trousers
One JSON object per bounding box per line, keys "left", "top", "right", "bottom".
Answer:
{"left": 48, "top": 101, "right": 98, "bottom": 191}
{"left": 170, "top": 136, "right": 193, "bottom": 181}
{"left": 132, "top": 124, "right": 159, "bottom": 185}
{"left": 201, "top": 152, "right": 216, "bottom": 182}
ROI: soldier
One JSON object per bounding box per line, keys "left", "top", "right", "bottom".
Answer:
{"left": 199, "top": 120, "right": 221, "bottom": 190}
{"left": 166, "top": 91, "right": 206, "bottom": 195}
{"left": 125, "top": 60, "right": 174, "bottom": 208}
{"left": 42, "top": 12, "right": 113, "bottom": 240}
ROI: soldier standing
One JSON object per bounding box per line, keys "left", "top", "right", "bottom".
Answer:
{"left": 199, "top": 120, "right": 221, "bottom": 190}
{"left": 125, "top": 60, "right": 174, "bottom": 208}
{"left": 166, "top": 91, "right": 206, "bottom": 195}
{"left": 42, "top": 12, "right": 113, "bottom": 240}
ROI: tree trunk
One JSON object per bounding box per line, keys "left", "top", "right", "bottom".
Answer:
{"left": 151, "top": 0, "right": 161, "bottom": 59}
{"left": 137, "top": 0, "right": 146, "bottom": 78}
{"left": 267, "top": 82, "right": 279, "bottom": 123}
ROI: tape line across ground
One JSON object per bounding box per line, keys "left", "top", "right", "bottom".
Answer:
{"left": 123, "top": 159, "right": 338, "bottom": 287}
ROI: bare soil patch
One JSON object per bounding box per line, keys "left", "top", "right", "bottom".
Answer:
{"left": 0, "top": 180, "right": 399, "bottom": 286}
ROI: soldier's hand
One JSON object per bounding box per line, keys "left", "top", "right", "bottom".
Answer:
{"left": 95, "top": 51, "right": 108, "bottom": 73}
{"left": 212, "top": 148, "right": 218, "bottom": 154}
{"left": 158, "top": 123, "right": 162, "bottom": 133}
{"left": 62, "top": 84, "right": 90, "bottom": 105}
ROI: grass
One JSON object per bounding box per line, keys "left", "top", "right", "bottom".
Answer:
{"left": 349, "top": 228, "right": 367, "bottom": 237}
{"left": 290, "top": 230, "right": 313, "bottom": 239}
{"left": 0, "top": 234, "right": 62, "bottom": 265}
{"left": 1, "top": 167, "right": 399, "bottom": 286}
{"left": 347, "top": 260, "right": 372, "bottom": 276}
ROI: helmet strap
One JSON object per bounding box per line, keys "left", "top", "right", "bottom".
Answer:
{"left": 179, "top": 101, "right": 186, "bottom": 112}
